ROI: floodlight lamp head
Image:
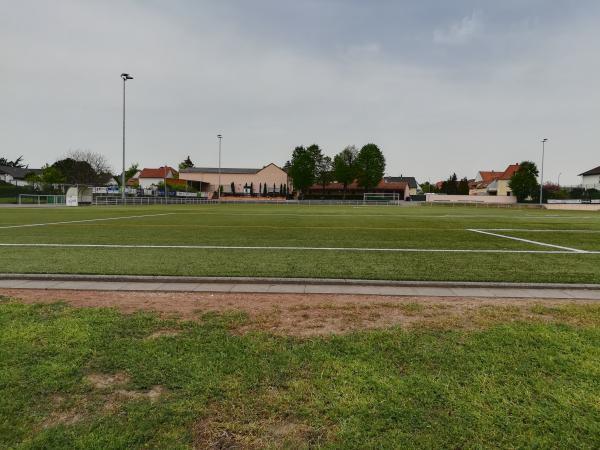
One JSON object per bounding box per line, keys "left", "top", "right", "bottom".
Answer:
{"left": 217, "top": 134, "right": 222, "bottom": 139}
{"left": 542, "top": 138, "right": 548, "bottom": 143}
{"left": 121, "top": 73, "right": 133, "bottom": 80}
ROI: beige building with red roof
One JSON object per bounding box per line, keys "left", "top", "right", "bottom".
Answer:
{"left": 470, "top": 164, "right": 520, "bottom": 197}
{"left": 180, "top": 163, "right": 289, "bottom": 196}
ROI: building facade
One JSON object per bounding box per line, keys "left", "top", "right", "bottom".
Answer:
{"left": 180, "top": 163, "right": 289, "bottom": 195}
{"left": 469, "top": 164, "right": 519, "bottom": 196}
{"left": 579, "top": 165, "right": 600, "bottom": 188}
{"left": 0, "top": 166, "right": 42, "bottom": 186}
{"left": 383, "top": 176, "right": 419, "bottom": 196}
{"left": 132, "top": 167, "right": 178, "bottom": 189}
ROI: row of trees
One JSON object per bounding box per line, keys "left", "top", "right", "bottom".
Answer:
{"left": 286, "top": 144, "right": 386, "bottom": 198}
{"left": 25, "top": 150, "right": 114, "bottom": 187}
{"left": 419, "top": 174, "right": 470, "bottom": 195}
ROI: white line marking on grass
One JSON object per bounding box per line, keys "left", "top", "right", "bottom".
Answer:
{"left": 478, "top": 228, "right": 600, "bottom": 233}
{"left": 176, "top": 212, "right": 600, "bottom": 220}
{"left": 0, "top": 242, "right": 598, "bottom": 254}
{"left": 0, "top": 213, "right": 175, "bottom": 229}
{"left": 468, "top": 229, "right": 588, "bottom": 253}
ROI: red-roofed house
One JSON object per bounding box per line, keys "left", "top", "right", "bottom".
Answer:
{"left": 470, "top": 164, "right": 520, "bottom": 197}
{"left": 132, "top": 166, "right": 178, "bottom": 189}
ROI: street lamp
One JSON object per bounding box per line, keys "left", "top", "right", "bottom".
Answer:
{"left": 539, "top": 138, "right": 548, "bottom": 205}
{"left": 558, "top": 172, "right": 562, "bottom": 187}
{"left": 121, "top": 73, "right": 133, "bottom": 202}
{"left": 217, "top": 134, "right": 222, "bottom": 201}
{"left": 164, "top": 164, "right": 168, "bottom": 203}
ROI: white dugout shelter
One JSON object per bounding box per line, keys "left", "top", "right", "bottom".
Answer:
{"left": 66, "top": 186, "right": 93, "bottom": 206}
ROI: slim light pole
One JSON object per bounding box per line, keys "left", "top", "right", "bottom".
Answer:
{"left": 557, "top": 172, "right": 562, "bottom": 187}
{"left": 539, "top": 138, "right": 548, "bottom": 205}
{"left": 164, "top": 165, "right": 168, "bottom": 203}
{"left": 121, "top": 73, "right": 133, "bottom": 202}
{"left": 217, "top": 134, "right": 222, "bottom": 201}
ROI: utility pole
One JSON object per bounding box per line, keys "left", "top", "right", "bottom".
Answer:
{"left": 217, "top": 134, "right": 222, "bottom": 201}
{"left": 539, "top": 138, "right": 548, "bottom": 205}
{"left": 121, "top": 73, "right": 133, "bottom": 202}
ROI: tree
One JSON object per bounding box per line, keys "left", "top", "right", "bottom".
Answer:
{"left": 125, "top": 163, "right": 139, "bottom": 182}
{"left": 263, "top": 183, "right": 267, "bottom": 196}
{"left": 355, "top": 144, "right": 385, "bottom": 192}
{"left": 316, "top": 155, "right": 333, "bottom": 194}
{"left": 420, "top": 181, "right": 439, "bottom": 194}
{"left": 441, "top": 173, "right": 458, "bottom": 195}
{"left": 287, "top": 146, "right": 318, "bottom": 198}
{"left": 26, "top": 165, "right": 65, "bottom": 188}
{"left": 65, "top": 150, "right": 112, "bottom": 181}
{"left": 230, "top": 182, "right": 235, "bottom": 195}
{"left": 0, "top": 156, "right": 26, "bottom": 168}
{"left": 179, "top": 156, "right": 194, "bottom": 170}
{"left": 52, "top": 158, "right": 98, "bottom": 184}
{"left": 509, "top": 161, "right": 539, "bottom": 202}
{"left": 333, "top": 146, "right": 358, "bottom": 199}
{"left": 116, "top": 163, "right": 139, "bottom": 186}
{"left": 458, "top": 177, "right": 470, "bottom": 195}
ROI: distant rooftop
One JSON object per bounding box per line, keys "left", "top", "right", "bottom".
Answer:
{"left": 181, "top": 167, "right": 261, "bottom": 175}
{"left": 0, "top": 166, "right": 42, "bottom": 178}
{"left": 383, "top": 176, "right": 419, "bottom": 188}
{"left": 579, "top": 165, "right": 600, "bottom": 176}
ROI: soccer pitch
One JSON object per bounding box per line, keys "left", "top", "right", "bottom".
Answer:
{"left": 1, "top": 204, "right": 599, "bottom": 283}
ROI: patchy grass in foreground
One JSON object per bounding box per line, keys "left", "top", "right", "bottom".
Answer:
{"left": 1, "top": 298, "right": 600, "bottom": 449}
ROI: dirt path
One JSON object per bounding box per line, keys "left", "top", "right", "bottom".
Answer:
{"left": 1, "top": 289, "right": 595, "bottom": 336}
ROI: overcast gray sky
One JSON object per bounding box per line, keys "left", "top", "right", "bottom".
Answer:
{"left": 1, "top": 0, "right": 599, "bottom": 184}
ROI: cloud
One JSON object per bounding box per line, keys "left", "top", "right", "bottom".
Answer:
{"left": 433, "top": 11, "right": 484, "bottom": 45}
{"left": 1, "top": 1, "right": 600, "bottom": 185}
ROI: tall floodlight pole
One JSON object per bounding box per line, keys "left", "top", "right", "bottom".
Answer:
{"left": 217, "top": 134, "right": 222, "bottom": 201}
{"left": 539, "top": 138, "right": 548, "bottom": 205}
{"left": 121, "top": 73, "right": 133, "bottom": 202}
{"left": 558, "top": 172, "right": 562, "bottom": 187}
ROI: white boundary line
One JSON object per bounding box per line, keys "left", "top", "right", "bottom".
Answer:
{"left": 477, "top": 228, "right": 600, "bottom": 233}
{"left": 0, "top": 242, "right": 598, "bottom": 254}
{"left": 175, "top": 212, "right": 600, "bottom": 219}
{"left": 0, "top": 213, "right": 176, "bottom": 230}
{"left": 468, "top": 229, "right": 588, "bottom": 253}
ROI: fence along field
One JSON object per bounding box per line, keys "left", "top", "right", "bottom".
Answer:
{"left": 0, "top": 204, "right": 599, "bottom": 283}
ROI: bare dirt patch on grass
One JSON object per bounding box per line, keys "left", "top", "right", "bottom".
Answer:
{"left": 86, "top": 372, "right": 130, "bottom": 389}
{"left": 41, "top": 409, "right": 84, "bottom": 429}
{"left": 85, "top": 371, "right": 167, "bottom": 412}
{"left": 146, "top": 329, "right": 181, "bottom": 339}
{"left": 2, "top": 288, "right": 598, "bottom": 336}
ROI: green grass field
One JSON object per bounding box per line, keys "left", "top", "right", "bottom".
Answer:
{"left": 1, "top": 204, "right": 600, "bottom": 283}
{"left": 2, "top": 298, "right": 600, "bottom": 448}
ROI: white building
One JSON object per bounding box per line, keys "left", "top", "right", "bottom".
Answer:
{"left": 0, "top": 166, "right": 42, "bottom": 186}
{"left": 579, "top": 166, "right": 600, "bottom": 188}
{"left": 135, "top": 166, "right": 177, "bottom": 189}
